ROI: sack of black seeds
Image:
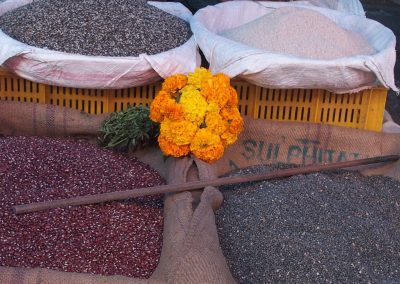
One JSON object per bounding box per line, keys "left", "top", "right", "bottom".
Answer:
{"left": 216, "top": 165, "right": 400, "bottom": 283}
{"left": 0, "top": 0, "right": 200, "bottom": 89}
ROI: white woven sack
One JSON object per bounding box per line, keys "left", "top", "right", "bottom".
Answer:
{"left": 306, "top": 0, "right": 365, "bottom": 16}
{"left": 191, "top": 1, "right": 397, "bottom": 93}
{"left": 232, "top": 0, "right": 365, "bottom": 16}
{"left": 383, "top": 111, "right": 400, "bottom": 134}
{"left": 0, "top": 0, "right": 200, "bottom": 89}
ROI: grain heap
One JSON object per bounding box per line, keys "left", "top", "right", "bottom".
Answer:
{"left": 220, "top": 6, "right": 375, "bottom": 59}
{"left": 0, "top": 0, "right": 192, "bottom": 57}
{"left": 216, "top": 165, "right": 400, "bottom": 283}
{"left": 0, "top": 137, "right": 164, "bottom": 278}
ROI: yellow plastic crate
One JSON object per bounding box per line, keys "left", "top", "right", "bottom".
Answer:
{"left": 0, "top": 68, "right": 387, "bottom": 131}
{"left": 234, "top": 81, "right": 388, "bottom": 132}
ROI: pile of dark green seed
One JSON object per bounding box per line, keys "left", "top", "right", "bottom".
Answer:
{"left": 0, "top": 0, "right": 192, "bottom": 56}
{"left": 216, "top": 165, "right": 400, "bottom": 283}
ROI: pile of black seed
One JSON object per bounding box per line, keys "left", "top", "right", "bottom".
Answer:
{"left": 216, "top": 165, "right": 400, "bottom": 283}
{"left": 0, "top": 0, "right": 192, "bottom": 56}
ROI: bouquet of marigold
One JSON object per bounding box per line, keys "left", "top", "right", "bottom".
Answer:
{"left": 150, "top": 67, "right": 243, "bottom": 163}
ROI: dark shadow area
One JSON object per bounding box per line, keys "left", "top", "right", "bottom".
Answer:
{"left": 361, "top": 0, "right": 400, "bottom": 124}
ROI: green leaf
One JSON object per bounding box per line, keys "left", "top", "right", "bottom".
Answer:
{"left": 98, "top": 105, "right": 160, "bottom": 152}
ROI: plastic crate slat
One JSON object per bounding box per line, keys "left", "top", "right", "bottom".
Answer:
{"left": 0, "top": 69, "right": 387, "bottom": 131}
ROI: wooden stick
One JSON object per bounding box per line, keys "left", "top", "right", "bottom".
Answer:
{"left": 13, "top": 155, "right": 399, "bottom": 214}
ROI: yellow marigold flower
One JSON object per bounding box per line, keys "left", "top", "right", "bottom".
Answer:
{"left": 180, "top": 85, "right": 208, "bottom": 126}
{"left": 158, "top": 135, "right": 190, "bottom": 157}
{"left": 188, "top": 67, "right": 213, "bottom": 89}
{"left": 190, "top": 128, "right": 225, "bottom": 163}
{"left": 161, "top": 74, "right": 187, "bottom": 95}
{"left": 205, "top": 112, "right": 226, "bottom": 135}
{"left": 160, "top": 118, "right": 198, "bottom": 145}
{"left": 207, "top": 101, "right": 220, "bottom": 114}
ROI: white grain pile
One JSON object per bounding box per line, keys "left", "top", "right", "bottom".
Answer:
{"left": 220, "top": 7, "right": 375, "bottom": 60}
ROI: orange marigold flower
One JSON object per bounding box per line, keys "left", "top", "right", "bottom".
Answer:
{"left": 227, "top": 86, "right": 239, "bottom": 107}
{"left": 213, "top": 73, "right": 230, "bottom": 87}
{"left": 163, "top": 99, "right": 184, "bottom": 121}
{"left": 161, "top": 74, "right": 187, "bottom": 95}
{"left": 160, "top": 118, "right": 198, "bottom": 146}
{"left": 221, "top": 106, "right": 241, "bottom": 121}
{"left": 205, "top": 112, "right": 226, "bottom": 135}
{"left": 221, "top": 131, "right": 239, "bottom": 146}
{"left": 190, "top": 128, "right": 225, "bottom": 163}
{"left": 201, "top": 76, "right": 231, "bottom": 108}
{"left": 150, "top": 90, "right": 169, "bottom": 122}
{"left": 158, "top": 135, "right": 190, "bottom": 157}
{"left": 150, "top": 90, "right": 183, "bottom": 122}
{"left": 228, "top": 115, "right": 244, "bottom": 136}
{"left": 192, "top": 144, "right": 225, "bottom": 163}
{"left": 221, "top": 106, "right": 244, "bottom": 144}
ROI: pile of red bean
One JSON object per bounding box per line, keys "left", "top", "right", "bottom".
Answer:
{"left": 0, "top": 136, "right": 165, "bottom": 278}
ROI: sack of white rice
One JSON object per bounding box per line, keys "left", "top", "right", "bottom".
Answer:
{"left": 190, "top": 1, "right": 397, "bottom": 93}
{"left": 220, "top": 7, "right": 374, "bottom": 60}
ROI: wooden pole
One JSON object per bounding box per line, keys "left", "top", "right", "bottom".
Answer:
{"left": 13, "top": 155, "right": 399, "bottom": 214}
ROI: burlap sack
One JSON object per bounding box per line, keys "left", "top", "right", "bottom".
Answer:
{"left": 0, "top": 101, "right": 105, "bottom": 137}
{"left": 151, "top": 156, "right": 234, "bottom": 284}
{"left": 136, "top": 118, "right": 400, "bottom": 181}
{"left": 1, "top": 101, "right": 398, "bottom": 179}
{"left": 217, "top": 117, "right": 400, "bottom": 179}
{"left": 1, "top": 101, "right": 399, "bottom": 283}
